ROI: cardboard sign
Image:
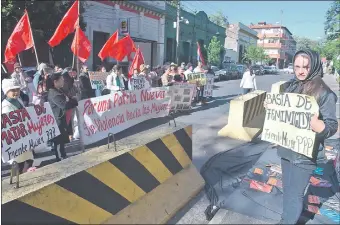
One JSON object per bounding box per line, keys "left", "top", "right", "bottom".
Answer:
{"left": 89, "top": 71, "right": 110, "bottom": 82}
{"left": 169, "top": 83, "right": 195, "bottom": 111}
{"left": 186, "top": 72, "right": 206, "bottom": 86}
{"left": 77, "top": 87, "right": 171, "bottom": 145}
{"left": 90, "top": 80, "right": 105, "bottom": 91}
{"left": 203, "top": 73, "right": 214, "bottom": 97}
{"left": 261, "top": 93, "right": 319, "bottom": 158}
{"left": 130, "top": 77, "right": 150, "bottom": 90}
{"left": 1, "top": 103, "right": 60, "bottom": 163}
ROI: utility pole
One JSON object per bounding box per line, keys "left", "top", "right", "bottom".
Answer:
{"left": 277, "top": 9, "right": 283, "bottom": 69}
{"left": 175, "top": 0, "right": 180, "bottom": 65}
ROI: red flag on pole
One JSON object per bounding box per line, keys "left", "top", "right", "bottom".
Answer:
{"left": 197, "top": 42, "right": 205, "bottom": 66}
{"left": 109, "top": 35, "right": 136, "bottom": 62}
{"left": 4, "top": 10, "right": 34, "bottom": 63}
{"left": 3, "top": 60, "right": 17, "bottom": 74}
{"left": 98, "top": 30, "right": 119, "bottom": 61}
{"left": 128, "top": 48, "right": 145, "bottom": 78}
{"left": 71, "top": 26, "right": 91, "bottom": 63}
{"left": 48, "top": 0, "right": 79, "bottom": 47}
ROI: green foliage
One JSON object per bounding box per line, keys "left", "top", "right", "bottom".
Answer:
{"left": 208, "top": 10, "right": 228, "bottom": 27}
{"left": 242, "top": 45, "right": 269, "bottom": 65}
{"left": 294, "top": 36, "right": 323, "bottom": 54}
{"left": 207, "top": 36, "right": 224, "bottom": 66}
{"left": 1, "top": 0, "right": 86, "bottom": 66}
{"left": 324, "top": 0, "right": 340, "bottom": 41}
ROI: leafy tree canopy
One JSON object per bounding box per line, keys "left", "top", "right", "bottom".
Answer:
{"left": 209, "top": 10, "right": 228, "bottom": 27}
{"left": 324, "top": 0, "right": 340, "bottom": 41}
{"left": 207, "top": 36, "right": 224, "bottom": 66}
{"left": 242, "top": 45, "right": 269, "bottom": 65}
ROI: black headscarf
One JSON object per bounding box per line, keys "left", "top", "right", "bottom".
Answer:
{"left": 286, "top": 49, "right": 323, "bottom": 94}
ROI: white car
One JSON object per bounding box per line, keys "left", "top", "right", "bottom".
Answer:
{"left": 211, "top": 66, "right": 221, "bottom": 81}
{"left": 284, "top": 66, "right": 294, "bottom": 74}
{"left": 270, "top": 65, "right": 278, "bottom": 74}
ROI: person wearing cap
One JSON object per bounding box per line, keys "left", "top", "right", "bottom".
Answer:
{"left": 161, "top": 62, "right": 178, "bottom": 86}
{"left": 11, "top": 63, "right": 30, "bottom": 106}
{"left": 2, "top": 78, "right": 34, "bottom": 173}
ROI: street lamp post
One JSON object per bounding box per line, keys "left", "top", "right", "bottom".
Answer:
{"left": 175, "top": 1, "right": 189, "bottom": 65}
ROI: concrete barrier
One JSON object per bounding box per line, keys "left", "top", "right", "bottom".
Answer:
{"left": 2, "top": 123, "right": 204, "bottom": 224}
{"left": 271, "top": 81, "right": 288, "bottom": 93}
{"left": 218, "top": 90, "right": 267, "bottom": 141}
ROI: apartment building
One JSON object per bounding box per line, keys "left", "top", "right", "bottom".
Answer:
{"left": 249, "top": 22, "right": 296, "bottom": 68}
{"left": 224, "top": 22, "right": 258, "bottom": 63}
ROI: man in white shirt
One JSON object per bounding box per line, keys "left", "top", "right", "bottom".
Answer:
{"left": 184, "top": 63, "right": 193, "bottom": 81}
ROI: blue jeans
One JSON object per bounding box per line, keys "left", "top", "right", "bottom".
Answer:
{"left": 281, "top": 158, "right": 314, "bottom": 224}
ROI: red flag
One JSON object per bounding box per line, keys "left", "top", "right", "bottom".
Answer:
{"left": 109, "top": 35, "right": 136, "bottom": 61}
{"left": 98, "top": 30, "right": 119, "bottom": 61}
{"left": 48, "top": 0, "right": 79, "bottom": 47}
{"left": 4, "top": 11, "right": 34, "bottom": 63}
{"left": 71, "top": 26, "right": 91, "bottom": 63}
{"left": 128, "top": 48, "right": 145, "bottom": 78}
{"left": 3, "top": 59, "right": 17, "bottom": 74}
{"left": 197, "top": 42, "right": 205, "bottom": 66}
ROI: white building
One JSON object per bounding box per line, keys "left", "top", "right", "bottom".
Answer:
{"left": 224, "top": 22, "right": 258, "bottom": 63}
{"left": 83, "top": 1, "right": 165, "bottom": 70}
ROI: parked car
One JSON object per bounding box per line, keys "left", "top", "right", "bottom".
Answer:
{"left": 252, "top": 65, "right": 264, "bottom": 75}
{"left": 263, "top": 66, "right": 272, "bottom": 74}
{"left": 211, "top": 66, "right": 220, "bottom": 81}
{"left": 284, "top": 66, "right": 294, "bottom": 74}
{"left": 229, "top": 64, "right": 241, "bottom": 79}
{"left": 236, "top": 65, "right": 246, "bottom": 75}
{"left": 270, "top": 65, "right": 278, "bottom": 74}
{"left": 215, "top": 69, "right": 229, "bottom": 80}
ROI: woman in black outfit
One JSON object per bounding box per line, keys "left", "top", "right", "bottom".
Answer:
{"left": 47, "top": 73, "right": 78, "bottom": 161}
{"left": 266, "top": 49, "right": 338, "bottom": 224}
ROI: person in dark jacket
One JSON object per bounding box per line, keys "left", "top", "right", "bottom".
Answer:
{"left": 265, "top": 49, "right": 338, "bottom": 224}
{"left": 79, "top": 64, "right": 95, "bottom": 100}
{"left": 47, "top": 72, "right": 78, "bottom": 161}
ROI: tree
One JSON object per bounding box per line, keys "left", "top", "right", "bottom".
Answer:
{"left": 324, "top": 0, "right": 340, "bottom": 41}
{"left": 209, "top": 10, "right": 228, "bottom": 27}
{"left": 207, "top": 36, "right": 224, "bottom": 66}
{"left": 242, "top": 45, "right": 269, "bottom": 65}
{"left": 1, "top": 0, "right": 86, "bottom": 67}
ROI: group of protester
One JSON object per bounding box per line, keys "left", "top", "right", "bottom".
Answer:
{"left": 1, "top": 60, "right": 211, "bottom": 174}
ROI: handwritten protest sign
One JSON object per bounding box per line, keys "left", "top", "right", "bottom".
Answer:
{"left": 130, "top": 77, "right": 150, "bottom": 90}
{"left": 203, "top": 73, "right": 214, "bottom": 97}
{"left": 77, "top": 87, "right": 171, "bottom": 145}
{"left": 261, "top": 93, "right": 319, "bottom": 158}
{"left": 186, "top": 73, "right": 206, "bottom": 86}
{"left": 89, "top": 72, "right": 109, "bottom": 83}
{"left": 90, "top": 80, "right": 105, "bottom": 92}
{"left": 1, "top": 103, "right": 60, "bottom": 163}
{"left": 169, "top": 83, "right": 195, "bottom": 111}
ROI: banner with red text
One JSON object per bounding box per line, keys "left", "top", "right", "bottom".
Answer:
{"left": 77, "top": 87, "right": 171, "bottom": 145}
{"left": 1, "top": 103, "right": 60, "bottom": 163}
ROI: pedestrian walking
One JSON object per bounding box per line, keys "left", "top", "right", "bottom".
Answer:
{"left": 47, "top": 72, "right": 78, "bottom": 161}
{"left": 2, "top": 78, "right": 34, "bottom": 173}
{"left": 240, "top": 66, "right": 257, "bottom": 94}
{"left": 264, "top": 49, "right": 338, "bottom": 225}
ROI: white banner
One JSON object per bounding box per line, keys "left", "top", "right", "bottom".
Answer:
{"left": 1, "top": 103, "right": 60, "bottom": 163}
{"left": 203, "top": 73, "right": 214, "bottom": 97}
{"left": 261, "top": 93, "right": 319, "bottom": 158}
{"left": 169, "top": 83, "right": 196, "bottom": 111}
{"left": 77, "top": 87, "right": 171, "bottom": 145}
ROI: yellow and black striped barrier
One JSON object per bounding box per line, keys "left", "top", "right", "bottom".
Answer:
{"left": 2, "top": 126, "right": 205, "bottom": 224}
{"left": 218, "top": 90, "right": 267, "bottom": 141}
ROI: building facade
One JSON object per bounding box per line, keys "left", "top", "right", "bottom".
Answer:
{"left": 83, "top": 0, "right": 165, "bottom": 70}
{"left": 249, "top": 22, "right": 296, "bottom": 68}
{"left": 164, "top": 2, "right": 226, "bottom": 65}
{"left": 224, "top": 22, "right": 258, "bottom": 63}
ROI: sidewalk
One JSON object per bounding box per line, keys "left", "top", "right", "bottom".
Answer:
{"left": 323, "top": 73, "right": 340, "bottom": 140}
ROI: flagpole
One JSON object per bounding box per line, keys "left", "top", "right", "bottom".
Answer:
{"left": 17, "top": 54, "right": 22, "bottom": 67}
{"left": 26, "top": 10, "right": 40, "bottom": 67}
{"left": 76, "top": 0, "right": 80, "bottom": 76}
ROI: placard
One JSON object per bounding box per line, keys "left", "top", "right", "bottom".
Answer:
{"left": 169, "top": 83, "right": 196, "bottom": 111}
{"left": 89, "top": 71, "right": 110, "bottom": 82}
{"left": 77, "top": 87, "right": 171, "bottom": 145}
{"left": 203, "top": 73, "right": 214, "bottom": 97}
{"left": 1, "top": 103, "right": 60, "bottom": 163}
{"left": 90, "top": 80, "right": 105, "bottom": 91}
{"left": 261, "top": 93, "right": 319, "bottom": 158}
{"left": 186, "top": 72, "right": 206, "bottom": 86}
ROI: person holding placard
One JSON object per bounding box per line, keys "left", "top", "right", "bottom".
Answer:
{"left": 106, "top": 65, "right": 126, "bottom": 92}
{"left": 2, "top": 78, "right": 34, "bottom": 173}
{"left": 264, "top": 50, "right": 338, "bottom": 225}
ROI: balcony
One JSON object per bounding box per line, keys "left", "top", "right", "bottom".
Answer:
{"left": 259, "top": 42, "right": 282, "bottom": 48}
{"left": 258, "top": 33, "right": 283, "bottom": 39}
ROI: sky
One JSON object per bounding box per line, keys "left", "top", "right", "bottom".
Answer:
{"left": 181, "top": 1, "right": 332, "bottom": 40}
